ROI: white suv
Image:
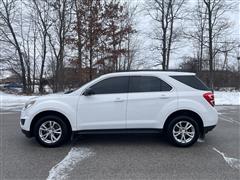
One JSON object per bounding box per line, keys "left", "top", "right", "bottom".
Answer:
{"left": 20, "top": 71, "right": 218, "bottom": 147}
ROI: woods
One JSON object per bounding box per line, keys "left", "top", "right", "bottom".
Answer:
{"left": 146, "top": 0, "right": 186, "bottom": 70}
{"left": 0, "top": 0, "right": 239, "bottom": 93}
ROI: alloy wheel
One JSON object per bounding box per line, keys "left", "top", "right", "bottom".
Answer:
{"left": 172, "top": 121, "right": 195, "bottom": 144}
{"left": 39, "top": 121, "right": 62, "bottom": 144}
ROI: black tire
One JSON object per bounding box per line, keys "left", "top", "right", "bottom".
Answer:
{"left": 33, "top": 115, "right": 70, "bottom": 147}
{"left": 166, "top": 116, "right": 200, "bottom": 147}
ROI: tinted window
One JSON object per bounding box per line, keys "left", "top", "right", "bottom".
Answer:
{"left": 161, "top": 80, "right": 173, "bottom": 91}
{"left": 129, "top": 76, "right": 172, "bottom": 93}
{"left": 90, "top": 76, "right": 129, "bottom": 94}
{"left": 171, "top": 75, "right": 210, "bottom": 90}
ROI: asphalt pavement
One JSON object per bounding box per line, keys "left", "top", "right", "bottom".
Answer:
{"left": 0, "top": 106, "right": 239, "bottom": 180}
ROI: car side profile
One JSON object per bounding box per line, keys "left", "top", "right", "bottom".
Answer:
{"left": 20, "top": 71, "right": 218, "bottom": 147}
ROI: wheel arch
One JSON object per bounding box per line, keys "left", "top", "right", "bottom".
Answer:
{"left": 30, "top": 110, "right": 72, "bottom": 136}
{"left": 163, "top": 110, "right": 204, "bottom": 135}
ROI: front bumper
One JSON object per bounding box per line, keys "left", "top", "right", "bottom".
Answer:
{"left": 20, "top": 109, "right": 32, "bottom": 131}
{"left": 20, "top": 108, "right": 33, "bottom": 138}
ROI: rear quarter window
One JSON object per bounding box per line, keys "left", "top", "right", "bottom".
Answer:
{"left": 170, "top": 75, "right": 210, "bottom": 91}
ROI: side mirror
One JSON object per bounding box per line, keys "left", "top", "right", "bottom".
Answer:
{"left": 83, "top": 88, "right": 95, "bottom": 96}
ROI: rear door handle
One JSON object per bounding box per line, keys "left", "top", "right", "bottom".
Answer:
{"left": 114, "top": 98, "right": 124, "bottom": 102}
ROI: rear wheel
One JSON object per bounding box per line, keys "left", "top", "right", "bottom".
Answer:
{"left": 33, "top": 115, "right": 70, "bottom": 147}
{"left": 166, "top": 116, "right": 199, "bottom": 147}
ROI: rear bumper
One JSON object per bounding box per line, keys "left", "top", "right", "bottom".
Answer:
{"left": 21, "top": 129, "right": 32, "bottom": 138}
{"left": 204, "top": 125, "right": 216, "bottom": 134}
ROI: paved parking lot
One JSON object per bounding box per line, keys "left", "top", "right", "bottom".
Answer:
{"left": 0, "top": 106, "right": 239, "bottom": 180}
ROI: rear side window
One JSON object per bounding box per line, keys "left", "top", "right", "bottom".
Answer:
{"left": 129, "top": 76, "right": 172, "bottom": 93}
{"left": 170, "top": 75, "right": 210, "bottom": 90}
{"left": 90, "top": 76, "right": 129, "bottom": 94}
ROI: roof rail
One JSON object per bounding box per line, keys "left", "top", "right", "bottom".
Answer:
{"left": 115, "top": 69, "right": 193, "bottom": 73}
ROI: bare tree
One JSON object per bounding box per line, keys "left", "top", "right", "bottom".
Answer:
{"left": 203, "top": 0, "right": 234, "bottom": 89}
{"left": 121, "top": 0, "right": 139, "bottom": 71}
{"left": 20, "top": 11, "right": 32, "bottom": 93}
{"left": 146, "top": 0, "right": 186, "bottom": 70}
{"left": 101, "top": 0, "right": 135, "bottom": 72}
{"left": 73, "top": 0, "right": 84, "bottom": 83}
{"left": 0, "top": 0, "right": 27, "bottom": 92}
{"left": 215, "top": 40, "right": 237, "bottom": 71}
{"left": 31, "top": 13, "right": 38, "bottom": 93}
{"left": 184, "top": 0, "right": 208, "bottom": 72}
{"left": 31, "top": 0, "right": 53, "bottom": 93}
{"left": 47, "top": 0, "right": 73, "bottom": 92}
{"left": 85, "top": 0, "right": 102, "bottom": 80}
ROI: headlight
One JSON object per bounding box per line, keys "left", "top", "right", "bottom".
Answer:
{"left": 24, "top": 100, "right": 36, "bottom": 109}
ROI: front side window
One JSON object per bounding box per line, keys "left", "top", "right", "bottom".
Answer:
{"left": 90, "top": 76, "right": 129, "bottom": 95}
{"left": 129, "top": 76, "right": 172, "bottom": 93}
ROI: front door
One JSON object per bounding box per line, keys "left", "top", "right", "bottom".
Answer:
{"left": 77, "top": 76, "right": 129, "bottom": 130}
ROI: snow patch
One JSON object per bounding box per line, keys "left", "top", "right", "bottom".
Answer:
{"left": 215, "top": 91, "right": 240, "bottom": 105}
{"left": 213, "top": 147, "right": 240, "bottom": 170}
{"left": 0, "top": 91, "right": 35, "bottom": 111}
{"left": 47, "top": 147, "right": 94, "bottom": 180}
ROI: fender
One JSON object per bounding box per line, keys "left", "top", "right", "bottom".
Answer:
{"left": 156, "top": 98, "right": 209, "bottom": 129}
{"left": 27, "top": 99, "right": 78, "bottom": 131}
{"left": 174, "top": 98, "right": 210, "bottom": 125}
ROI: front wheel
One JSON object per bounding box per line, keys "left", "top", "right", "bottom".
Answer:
{"left": 33, "top": 115, "right": 70, "bottom": 147}
{"left": 166, "top": 116, "right": 200, "bottom": 147}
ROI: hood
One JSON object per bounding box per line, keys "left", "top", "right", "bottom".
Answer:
{"left": 34, "top": 92, "right": 67, "bottom": 101}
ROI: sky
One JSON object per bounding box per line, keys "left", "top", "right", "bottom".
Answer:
{"left": 129, "top": 0, "right": 240, "bottom": 69}
{"left": 0, "top": 0, "right": 239, "bottom": 79}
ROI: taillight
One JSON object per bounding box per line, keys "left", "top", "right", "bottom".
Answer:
{"left": 203, "top": 92, "right": 215, "bottom": 106}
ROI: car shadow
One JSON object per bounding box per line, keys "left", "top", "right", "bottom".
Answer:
{"left": 70, "top": 133, "right": 171, "bottom": 147}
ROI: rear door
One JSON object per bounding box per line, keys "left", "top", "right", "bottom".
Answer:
{"left": 126, "top": 76, "right": 176, "bottom": 129}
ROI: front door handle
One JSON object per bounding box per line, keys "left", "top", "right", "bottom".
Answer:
{"left": 114, "top": 98, "right": 124, "bottom": 102}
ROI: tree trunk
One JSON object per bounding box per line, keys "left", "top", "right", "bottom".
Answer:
{"left": 33, "top": 33, "right": 36, "bottom": 93}
{"left": 8, "top": 22, "right": 27, "bottom": 93}
{"left": 207, "top": 3, "right": 214, "bottom": 90}
{"left": 39, "top": 33, "right": 47, "bottom": 94}
{"left": 166, "top": 12, "right": 174, "bottom": 70}
{"left": 161, "top": 0, "right": 167, "bottom": 70}
{"left": 75, "top": 0, "right": 83, "bottom": 84}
